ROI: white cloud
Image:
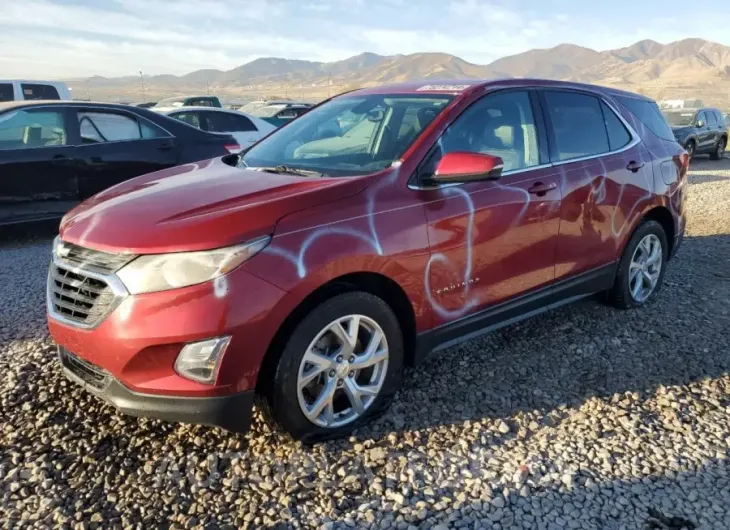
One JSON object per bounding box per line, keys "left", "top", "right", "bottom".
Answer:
{"left": 1, "top": 0, "right": 729, "bottom": 79}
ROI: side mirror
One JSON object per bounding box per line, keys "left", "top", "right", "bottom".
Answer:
{"left": 431, "top": 151, "right": 504, "bottom": 183}
{"left": 696, "top": 119, "right": 705, "bottom": 128}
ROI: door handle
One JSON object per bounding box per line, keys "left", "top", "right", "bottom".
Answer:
{"left": 51, "top": 154, "right": 77, "bottom": 166}
{"left": 527, "top": 181, "right": 557, "bottom": 196}
{"left": 157, "top": 141, "right": 174, "bottom": 151}
{"left": 626, "top": 161, "right": 645, "bottom": 173}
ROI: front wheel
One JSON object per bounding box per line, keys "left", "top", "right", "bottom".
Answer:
{"left": 684, "top": 139, "right": 695, "bottom": 159}
{"left": 265, "top": 292, "right": 403, "bottom": 441}
{"left": 608, "top": 220, "right": 668, "bottom": 309}
{"left": 710, "top": 137, "right": 726, "bottom": 160}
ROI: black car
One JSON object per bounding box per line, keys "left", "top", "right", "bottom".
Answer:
{"left": 662, "top": 107, "right": 727, "bottom": 160}
{"left": 0, "top": 100, "right": 240, "bottom": 227}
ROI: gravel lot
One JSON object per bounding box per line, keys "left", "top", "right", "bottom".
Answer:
{"left": 1, "top": 158, "right": 730, "bottom": 530}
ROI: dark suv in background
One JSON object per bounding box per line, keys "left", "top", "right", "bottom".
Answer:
{"left": 662, "top": 107, "right": 727, "bottom": 160}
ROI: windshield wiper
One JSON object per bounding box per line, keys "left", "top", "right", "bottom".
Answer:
{"left": 251, "top": 165, "right": 326, "bottom": 178}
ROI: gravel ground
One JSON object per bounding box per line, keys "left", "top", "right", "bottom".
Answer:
{"left": 1, "top": 158, "right": 730, "bottom": 530}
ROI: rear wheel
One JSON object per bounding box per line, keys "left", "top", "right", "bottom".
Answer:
{"left": 608, "top": 220, "right": 668, "bottom": 309}
{"left": 710, "top": 137, "right": 726, "bottom": 160}
{"left": 265, "top": 292, "right": 403, "bottom": 441}
{"left": 684, "top": 139, "right": 696, "bottom": 159}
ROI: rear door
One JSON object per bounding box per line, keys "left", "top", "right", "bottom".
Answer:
{"left": 696, "top": 111, "right": 713, "bottom": 151}
{"left": 539, "top": 89, "right": 644, "bottom": 278}
{"left": 0, "top": 106, "right": 78, "bottom": 224}
{"left": 201, "top": 110, "right": 260, "bottom": 146}
{"left": 70, "top": 107, "right": 178, "bottom": 199}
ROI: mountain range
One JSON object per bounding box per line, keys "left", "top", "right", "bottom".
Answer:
{"left": 71, "top": 38, "right": 730, "bottom": 106}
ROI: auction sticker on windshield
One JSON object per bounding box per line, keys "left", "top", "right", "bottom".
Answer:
{"left": 416, "top": 84, "right": 472, "bottom": 92}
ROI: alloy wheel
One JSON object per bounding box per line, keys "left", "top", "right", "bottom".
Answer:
{"left": 686, "top": 141, "right": 695, "bottom": 159}
{"left": 629, "top": 234, "right": 663, "bottom": 303}
{"left": 296, "top": 314, "right": 389, "bottom": 428}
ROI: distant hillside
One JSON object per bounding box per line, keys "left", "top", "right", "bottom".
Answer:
{"left": 69, "top": 38, "right": 730, "bottom": 107}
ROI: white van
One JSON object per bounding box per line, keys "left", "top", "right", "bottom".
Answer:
{"left": 0, "top": 80, "right": 72, "bottom": 102}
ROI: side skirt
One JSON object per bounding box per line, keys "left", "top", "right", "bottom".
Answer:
{"left": 413, "top": 263, "right": 616, "bottom": 364}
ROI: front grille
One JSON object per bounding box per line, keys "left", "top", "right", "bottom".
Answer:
{"left": 59, "top": 348, "right": 110, "bottom": 390}
{"left": 56, "top": 241, "right": 133, "bottom": 274}
{"left": 49, "top": 265, "right": 116, "bottom": 326}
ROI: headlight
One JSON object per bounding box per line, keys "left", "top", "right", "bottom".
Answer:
{"left": 117, "top": 236, "right": 270, "bottom": 295}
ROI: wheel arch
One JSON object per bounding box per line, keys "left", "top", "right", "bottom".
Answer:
{"left": 255, "top": 271, "right": 417, "bottom": 396}
{"left": 621, "top": 205, "right": 676, "bottom": 261}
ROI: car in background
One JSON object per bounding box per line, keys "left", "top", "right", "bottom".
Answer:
{"left": 251, "top": 103, "right": 313, "bottom": 127}
{"left": 239, "top": 99, "right": 293, "bottom": 114}
{"left": 0, "top": 80, "right": 72, "bottom": 102}
{"left": 154, "top": 95, "right": 222, "bottom": 109}
{"left": 49, "top": 79, "right": 687, "bottom": 440}
{"left": 0, "top": 100, "right": 240, "bottom": 227}
{"left": 153, "top": 106, "right": 276, "bottom": 150}
{"left": 135, "top": 102, "right": 157, "bottom": 108}
{"left": 662, "top": 107, "right": 727, "bottom": 160}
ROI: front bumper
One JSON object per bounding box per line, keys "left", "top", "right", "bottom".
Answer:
{"left": 58, "top": 346, "right": 255, "bottom": 432}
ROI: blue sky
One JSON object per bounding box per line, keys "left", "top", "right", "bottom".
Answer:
{"left": 1, "top": 0, "right": 724, "bottom": 78}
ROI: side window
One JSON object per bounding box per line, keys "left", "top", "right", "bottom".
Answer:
{"left": 616, "top": 96, "right": 674, "bottom": 142}
{"left": 230, "top": 114, "right": 257, "bottom": 132}
{"left": 21, "top": 83, "right": 60, "bottom": 100}
{"left": 172, "top": 112, "right": 202, "bottom": 129}
{"left": 544, "top": 91, "right": 609, "bottom": 161}
{"left": 601, "top": 101, "right": 632, "bottom": 151}
{"left": 424, "top": 90, "right": 540, "bottom": 174}
{"left": 203, "top": 112, "right": 233, "bottom": 132}
{"left": 78, "top": 112, "right": 143, "bottom": 143}
{"left": 0, "top": 109, "right": 67, "bottom": 150}
{"left": 278, "top": 109, "right": 297, "bottom": 119}
{"left": 696, "top": 112, "right": 707, "bottom": 126}
{"left": 0, "top": 84, "right": 14, "bottom": 102}
{"left": 706, "top": 111, "right": 717, "bottom": 125}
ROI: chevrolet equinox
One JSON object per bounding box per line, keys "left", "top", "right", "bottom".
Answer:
{"left": 48, "top": 79, "right": 687, "bottom": 441}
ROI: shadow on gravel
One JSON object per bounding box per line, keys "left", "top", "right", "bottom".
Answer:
{"left": 687, "top": 157, "right": 730, "bottom": 185}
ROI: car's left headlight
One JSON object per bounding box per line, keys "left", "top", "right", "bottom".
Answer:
{"left": 117, "top": 236, "right": 270, "bottom": 295}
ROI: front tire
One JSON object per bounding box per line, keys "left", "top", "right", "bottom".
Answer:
{"left": 266, "top": 292, "right": 404, "bottom": 441}
{"left": 684, "top": 139, "right": 696, "bottom": 160}
{"left": 710, "top": 137, "right": 726, "bottom": 160}
{"left": 608, "top": 220, "right": 668, "bottom": 309}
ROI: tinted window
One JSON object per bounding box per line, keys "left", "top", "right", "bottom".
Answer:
{"left": 617, "top": 96, "right": 675, "bottom": 141}
{"left": 697, "top": 112, "right": 707, "bottom": 126}
{"left": 0, "top": 110, "right": 67, "bottom": 150}
{"left": 706, "top": 111, "right": 717, "bottom": 125}
{"left": 277, "top": 109, "right": 297, "bottom": 119}
{"left": 0, "top": 84, "right": 14, "bottom": 102}
{"left": 544, "top": 91, "right": 609, "bottom": 161}
{"left": 21, "top": 83, "right": 60, "bottom": 100}
{"left": 204, "top": 112, "right": 257, "bottom": 132}
{"left": 427, "top": 90, "right": 540, "bottom": 173}
{"left": 78, "top": 111, "right": 166, "bottom": 143}
{"left": 240, "top": 94, "right": 453, "bottom": 177}
{"left": 601, "top": 101, "right": 632, "bottom": 151}
{"left": 190, "top": 98, "right": 213, "bottom": 107}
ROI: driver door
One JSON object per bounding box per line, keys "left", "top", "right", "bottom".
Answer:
{"left": 413, "top": 89, "right": 561, "bottom": 325}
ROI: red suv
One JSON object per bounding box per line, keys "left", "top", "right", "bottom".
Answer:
{"left": 48, "top": 79, "right": 687, "bottom": 440}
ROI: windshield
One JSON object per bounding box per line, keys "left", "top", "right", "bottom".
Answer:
{"left": 240, "top": 94, "right": 454, "bottom": 176}
{"left": 251, "top": 105, "right": 287, "bottom": 118}
{"left": 663, "top": 111, "right": 696, "bottom": 127}
{"left": 155, "top": 97, "right": 186, "bottom": 108}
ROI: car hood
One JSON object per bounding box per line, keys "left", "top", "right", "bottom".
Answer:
{"left": 59, "top": 157, "right": 370, "bottom": 254}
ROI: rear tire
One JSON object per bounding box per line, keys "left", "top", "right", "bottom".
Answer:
{"left": 608, "top": 220, "right": 668, "bottom": 309}
{"left": 264, "top": 291, "right": 403, "bottom": 442}
{"left": 710, "top": 137, "right": 726, "bottom": 160}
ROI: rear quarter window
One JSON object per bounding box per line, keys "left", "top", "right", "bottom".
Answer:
{"left": 616, "top": 96, "right": 674, "bottom": 142}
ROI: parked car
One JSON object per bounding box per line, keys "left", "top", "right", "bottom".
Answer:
{"left": 135, "top": 102, "right": 157, "bottom": 108}
{"left": 239, "top": 99, "right": 293, "bottom": 114}
{"left": 0, "top": 100, "right": 240, "bottom": 226}
{"left": 49, "top": 79, "right": 687, "bottom": 440}
{"left": 154, "top": 95, "right": 222, "bottom": 108}
{"left": 153, "top": 106, "right": 276, "bottom": 150}
{"left": 662, "top": 107, "right": 727, "bottom": 160}
{"left": 0, "top": 80, "right": 72, "bottom": 102}
{"left": 251, "top": 103, "right": 313, "bottom": 127}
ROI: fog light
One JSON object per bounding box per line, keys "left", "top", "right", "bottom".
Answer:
{"left": 174, "top": 336, "right": 231, "bottom": 384}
